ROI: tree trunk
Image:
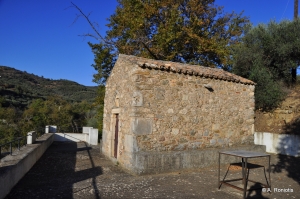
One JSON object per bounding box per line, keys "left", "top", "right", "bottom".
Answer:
{"left": 292, "top": 68, "right": 297, "bottom": 84}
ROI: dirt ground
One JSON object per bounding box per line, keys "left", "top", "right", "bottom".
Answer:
{"left": 6, "top": 142, "right": 300, "bottom": 199}
{"left": 255, "top": 85, "right": 300, "bottom": 134}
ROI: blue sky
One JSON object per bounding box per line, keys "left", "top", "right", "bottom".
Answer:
{"left": 0, "top": 0, "right": 297, "bottom": 86}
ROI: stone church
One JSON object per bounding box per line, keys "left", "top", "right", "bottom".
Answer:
{"left": 101, "top": 54, "right": 264, "bottom": 175}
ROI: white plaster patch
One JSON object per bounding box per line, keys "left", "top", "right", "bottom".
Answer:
{"left": 131, "top": 118, "right": 153, "bottom": 135}
{"left": 124, "top": 134, "right": 138, "bottom": 152}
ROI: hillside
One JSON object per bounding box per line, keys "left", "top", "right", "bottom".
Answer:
{"left": 0, "top": 66, "right": 98, "bottom": 108}
{"left": 255, "top": 85, "right": 300, "bottom": 134}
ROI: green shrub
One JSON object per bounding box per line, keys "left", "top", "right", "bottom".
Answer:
{"left": 249, "top": 66, "right": 286, "bottom": 111}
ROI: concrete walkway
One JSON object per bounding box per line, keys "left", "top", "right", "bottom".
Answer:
{"left": 6, "top": 142, "right": 300, "bottom": 199}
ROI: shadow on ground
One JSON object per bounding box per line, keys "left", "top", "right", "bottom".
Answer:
{"left": 5, "top": 141, "right": 300, "bottom": 199}
{"left": 271, "top": 119, "right": 300, "bottom": 186}
{"left": 246, "top": 183, "right": 269, "bottom": 199}
{"left": 6, "top": 142, "right": 102, "bottom": 199}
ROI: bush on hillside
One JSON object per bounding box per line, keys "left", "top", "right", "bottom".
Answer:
{"left": 249, "top": 66, "right": 286, "bottom": 111}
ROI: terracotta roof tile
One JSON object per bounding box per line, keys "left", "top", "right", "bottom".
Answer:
{"left": 120, "top": 54, "right": 255, "bottom": 85}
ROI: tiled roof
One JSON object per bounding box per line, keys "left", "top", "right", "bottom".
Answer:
{"left": 120, "top": 54, "right": 255, "bottom": 85}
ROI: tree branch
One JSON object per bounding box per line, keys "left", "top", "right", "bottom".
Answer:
{"left": 140, "top": 41, "right": 159, "bottom": 60}
{"left": 71, "top": 2, "right": 110, "bottom": 44}
{"left": 70, "top": 2, "right": 164, "bottom": 60}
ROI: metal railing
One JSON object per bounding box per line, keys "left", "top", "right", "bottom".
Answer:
{"left": 0, "top": 127, "right": 45, "bottom": 159}
{"left": 35, "top": 127, "right": 45, "bottom": 138}
{"left": 0, "top": 136, "right": 27, "bottom": 158}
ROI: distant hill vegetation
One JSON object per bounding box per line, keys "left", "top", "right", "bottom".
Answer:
{"left": 0, "top": 66, "right": 97, "bottom": 109}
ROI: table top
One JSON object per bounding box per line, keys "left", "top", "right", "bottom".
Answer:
{"left": 219, "top": 150, "right": 270, "bottom": 158}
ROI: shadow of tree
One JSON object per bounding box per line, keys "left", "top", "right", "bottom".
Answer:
{"left": 271, "top": 118, "right": 300, "bottom": 185}
{"left": 6, "top": 142, "right": 103, "bottom": 199}
{"left": 283, "top": 117, "right": 300, "bottom": 135}
{"left": 246, "top": 183, "right": 270, "bottom": 199}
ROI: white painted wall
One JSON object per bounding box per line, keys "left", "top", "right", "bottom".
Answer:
{"left": 54, "top": 133, "right": 88, "bottom": 142}
{"left": 27, "top": 131, "right": 36, "bottom": 144}
{"left": 83, "top": 127, "right": 93, "bottom": 134}
{"left": 48, "top": 126, "right": 98, "bottom": 146}
{"left": 45, "top": 125, "right": 57, "bottom": 133}
{"left": 88, "top": 129, "right": 98, "bottom": 145}
{"left": 254, "top": 132, "right": 300, "bottom": 157}
{"left": 53, "top": 131, "right": 98, "bottom": 146}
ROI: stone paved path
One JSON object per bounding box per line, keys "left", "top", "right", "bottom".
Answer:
{"left": 6, "top": 142, "right": 300, "bottom": 199}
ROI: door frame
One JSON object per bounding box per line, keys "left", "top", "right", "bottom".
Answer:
{"left": 114, "top": 114, "right": 119, "bottom": 158}
{"left": 111, "top": 108, "right": 120, "bottom": 159}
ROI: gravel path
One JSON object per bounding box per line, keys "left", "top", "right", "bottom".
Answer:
{"left": 6, "top": 142, "right": 300, "bottom": 199}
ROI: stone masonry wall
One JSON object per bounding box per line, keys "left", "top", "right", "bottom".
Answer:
{"left": 131, "top": 67, "right": 255, "bottom": 152}
{"left": 102, "top": 55, "right": 138, "bottom": 167}
{"left": 102, "top": 54, "right": 258, "bottom": 174}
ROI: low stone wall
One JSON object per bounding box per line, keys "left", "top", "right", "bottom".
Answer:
{"left": 0, "top": 133, "right": 54, "bottom": 199}
{"left": 121, "top": 145, "right": 266, "bottom": 175}
{"left": 254, "top": 132, "right": 300, "bottom": 157}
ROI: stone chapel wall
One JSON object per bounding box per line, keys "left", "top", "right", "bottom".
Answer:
{"left": 102, "top": 55, "right": 138, "bottom": 166}
{"left": 131, "top": 66, "right": 255, "bottom": 152}
{"left": 102, "top": 54, "right": 261, "bottom": 174}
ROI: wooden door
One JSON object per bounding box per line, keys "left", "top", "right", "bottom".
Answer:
{"left": 114, "top": 114, "right": 119, "bottom": 158}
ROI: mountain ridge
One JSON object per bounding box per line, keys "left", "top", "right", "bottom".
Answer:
{"left": 0, "top": 65, "right": 98, "bottom": 108}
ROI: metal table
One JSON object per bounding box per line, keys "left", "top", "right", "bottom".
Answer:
{"left": 218, "top": 150, "right": 271, "bottom": 199}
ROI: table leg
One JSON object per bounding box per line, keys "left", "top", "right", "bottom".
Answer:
{"left": 243, "top": 158, "right": 248, "bottom": 199}
{"left": 269, "top": 155, "right": 271, "bottom": 188}
{"left": 241, "top": 158, "right": 245, "bottom": 185}
{"left": 218, "top": 152, "right": 220, "bottom": 189}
